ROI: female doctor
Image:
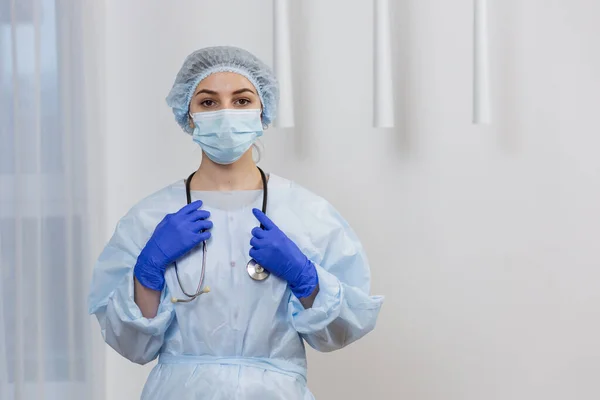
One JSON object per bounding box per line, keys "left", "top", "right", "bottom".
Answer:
{"left": 88, "top": 46, "right": 383, "bottom": 399}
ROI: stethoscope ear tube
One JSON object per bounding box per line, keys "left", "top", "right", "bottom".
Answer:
{"left": 171, "top": 167, "right": 270, "bottom": 304}
{"left": 250, "top": 167, "right": 270, "bottom": 279}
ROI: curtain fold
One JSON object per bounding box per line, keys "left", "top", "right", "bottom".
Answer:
{"left": 0, "top": 0, "right": 96, "bottom": 398}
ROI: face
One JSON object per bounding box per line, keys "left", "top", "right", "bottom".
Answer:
{"left": 188, "top": 72, "right": 261, "bottom": 127}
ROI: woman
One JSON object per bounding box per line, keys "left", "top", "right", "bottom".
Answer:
{"left": 88, "top": 46, "right": 383, "bottom": 399}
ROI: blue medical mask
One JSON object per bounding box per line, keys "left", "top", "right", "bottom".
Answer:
{"left": 191, "top": 109, "right": 263, "bottom": 165}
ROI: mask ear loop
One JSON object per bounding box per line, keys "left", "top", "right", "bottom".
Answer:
{"left": 260, "top": 108, "right": 268, "bottom": 130}
{"left": 188, "top": 111, "right": 195, "bottom": 131}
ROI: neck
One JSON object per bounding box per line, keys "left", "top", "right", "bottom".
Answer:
{"left": 191, "top": 151, "right": 261, "bottom": 191}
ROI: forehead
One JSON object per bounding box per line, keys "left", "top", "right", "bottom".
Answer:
{"left": 195, "top": 72, "right": 257, "bottom": 93}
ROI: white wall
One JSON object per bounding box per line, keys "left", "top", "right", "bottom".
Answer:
{"left": 95, "top": 0, "right": 600, "bottom": 399}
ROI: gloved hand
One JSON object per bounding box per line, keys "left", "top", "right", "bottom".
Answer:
{"left": 250, "top": 209, "right": 318, "bottom": 298}
{"left": 134, "top": 200, "right": 212, "bottom": 291}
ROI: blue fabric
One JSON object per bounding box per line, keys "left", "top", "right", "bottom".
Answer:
{"left": 166, "top": 46, "right": 279, "bottom": 133}
{"left": 158, "top": 354, "right": 307, "bottom": 383}
{"left": 88, "top": 174, "right": 383, "bottom": 399}
{"left": 133, "top": 200, "right": 212, "bottom": 291}
{"left": 250, "top": 209, "right": 318, "bottom": 298}
{"left": 192, "top": 109, "right": 264, "bottom": 165}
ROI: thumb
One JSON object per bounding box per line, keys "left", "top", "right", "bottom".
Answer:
{"left": 252, "top": 208, "right": 276, "bottom": 230}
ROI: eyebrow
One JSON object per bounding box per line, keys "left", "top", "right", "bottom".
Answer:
{"left": 232, "top": 88, "right": 256, "bottom": 96}
{"left": 194, "top": 89, "right": 218, "bottom": 97}
{"left": 194, "top": 87, "right": 257, "bottom": 97}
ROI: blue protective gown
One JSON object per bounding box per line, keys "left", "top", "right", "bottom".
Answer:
{"left": 88, "top": 174, "right": 383, "bottom": 399}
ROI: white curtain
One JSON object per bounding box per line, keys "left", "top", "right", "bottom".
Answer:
{"left": 0, "top": 0, "right": 95, "bottom": 399}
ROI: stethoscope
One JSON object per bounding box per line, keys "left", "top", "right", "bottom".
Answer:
{"left": 170, "top": 167, "right": 270, "bottom": 304}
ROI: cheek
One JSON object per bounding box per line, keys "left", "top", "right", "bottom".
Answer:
{"left": 189, "top": 102, "right": 202, "bottom": 113}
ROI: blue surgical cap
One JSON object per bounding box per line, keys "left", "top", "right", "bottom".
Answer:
{"left": 166, "top": 46, "right": 279, "bottom": 134}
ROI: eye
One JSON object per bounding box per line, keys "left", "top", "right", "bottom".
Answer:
{"left": 234, "top": 98, "right": 251, "bottom": 106}
{"left": 200, "top": 99, "right": 217, "bottom": 108}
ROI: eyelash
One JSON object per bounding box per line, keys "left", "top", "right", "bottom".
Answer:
{"left": 200, "top": 99, "right": 216, "bottom": 107}
{"left": 235, "top": 98, "right": 251, "bottom": 106}
{"left": 199, "top": 98, "right": 252, "bottom": 108}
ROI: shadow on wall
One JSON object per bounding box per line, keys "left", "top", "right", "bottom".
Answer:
{"left": 391, "top": 0, "right": 416, "bottom": 158}
{"left": 290, "top": 0, "right": 415, "bottom": 162}
{"left": 491, "top": 0, "right": 522, "bottom": 154}
{"left": 290, "top": 0, "right": 311, "bottom": 161}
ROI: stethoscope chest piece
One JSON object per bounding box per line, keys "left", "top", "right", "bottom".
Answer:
{"left": 246, "top": 259, "right": 270, "bottom": 281}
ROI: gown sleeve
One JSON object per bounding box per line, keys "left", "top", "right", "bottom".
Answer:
{"left": 87, "top": 208, "right": 175, "bottom": 365}
{"left": 288, "top": 196, "right": 384, "bottom": 352}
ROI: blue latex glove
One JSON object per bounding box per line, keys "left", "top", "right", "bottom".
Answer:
{"left": 250, "top": 209, "right": 318, "bottom": 298}
{"left": 134, "top": 200, "right": 212, "bottom": 291}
